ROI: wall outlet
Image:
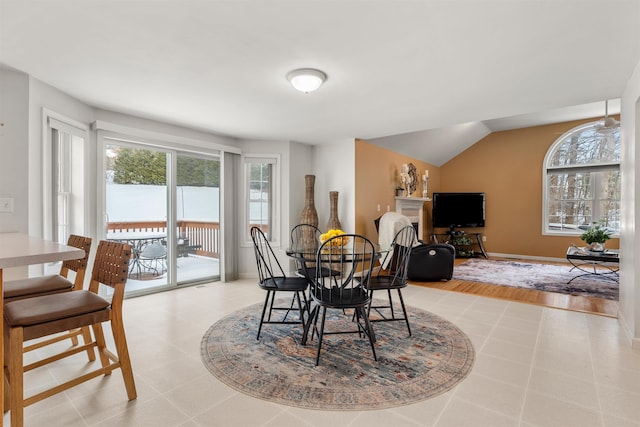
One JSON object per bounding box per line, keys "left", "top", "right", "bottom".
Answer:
{"left": 0, "top": 197, "right": 14, "bottom": 213}
{"left": 482, "top": 235, "right": 487, "bottom": 242}
{"left": 377, "top": 204, "right": 381, "bottom": 212}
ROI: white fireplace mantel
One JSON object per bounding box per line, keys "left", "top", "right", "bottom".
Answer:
{"left": 395, "top": 196, "right": 431, "bottom": 241}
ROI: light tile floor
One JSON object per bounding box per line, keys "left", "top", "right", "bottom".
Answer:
{"left": 5, "top": 280, "right": 640, "bottom": 426}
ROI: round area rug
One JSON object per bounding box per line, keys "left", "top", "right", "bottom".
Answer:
{"left": 200, "top": 299, "right": 475, "bottom": 410}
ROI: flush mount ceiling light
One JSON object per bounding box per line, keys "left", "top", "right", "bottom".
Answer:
{"left": 287, "top": 68, "right": 327, "bottom": 93}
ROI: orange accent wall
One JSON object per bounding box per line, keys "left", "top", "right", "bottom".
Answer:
{"left": 355, "top": 118, "right": 619, "bottom": 258}
{"left": 354, "top": 139, "right": 439, "bottom": 242}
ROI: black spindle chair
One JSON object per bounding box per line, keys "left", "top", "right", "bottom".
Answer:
{"left": 290, "top": 224, "right": 341, "bottom": 283}
{"left": 367, "top": 225, "right": 416, "bottom": 336}
{"left": 251, "top": 226, "right": 309, "bottom": 340}
{"left": 302, "top": 233, "right": 377, "bottom": 366}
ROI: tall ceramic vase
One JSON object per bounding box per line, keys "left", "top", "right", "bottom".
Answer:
{"left": 299, "top": 175, "right": 318, "bottom": 228}
{"left": 326, "top": 191, "right": 342, "bottom": 231}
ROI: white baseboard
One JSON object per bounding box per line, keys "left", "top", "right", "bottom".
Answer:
{"left": 617, "top": 309, "right": 640, "bottom": 349}
{"left": 486, "top": 252, "right": 569, "bottom": 264}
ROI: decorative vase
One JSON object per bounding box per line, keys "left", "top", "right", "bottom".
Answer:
{"left": 299, "top": 175, "right": 318, "bottom": 228}
{"left": 589, "top": 242, "right": 605, "bottom": 252}
{"left": 326, "top": 191, "right": 342, "bottom": 230}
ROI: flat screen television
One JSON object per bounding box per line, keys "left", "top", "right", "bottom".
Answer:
{"left": 432, "top": 192, "right": 485, "bottom": 229}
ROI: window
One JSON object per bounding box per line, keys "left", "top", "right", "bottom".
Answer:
{"left": 52, "top": 128, "right": 73, "bottom": 242}
{"left": 244, "top": 156, "right": 279, "bottom": 242}
{"left": 44, "top": 112, "right": 88, "bottom": 244}
{"left": 543, "top": 121, "right": 620, "bottom": 235}
{"left": 42, "top": 111, "right": 89, "bottom": 276}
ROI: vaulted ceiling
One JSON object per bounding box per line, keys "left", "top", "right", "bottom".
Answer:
{"left": 1, "top": 1, "right": 638, "bottom": 165}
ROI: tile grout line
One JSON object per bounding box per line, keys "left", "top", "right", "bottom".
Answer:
{"left": 432, "top": 295, "right": 510, "bottom": 426}
{"left": 516, "top": 304, "right": 546, "bottom": 426}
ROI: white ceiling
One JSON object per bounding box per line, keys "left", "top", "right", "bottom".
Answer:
{"left": 1, "top": 1, "right": 638, "bottom": 165}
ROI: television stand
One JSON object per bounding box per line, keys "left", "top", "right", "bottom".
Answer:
{"left": 431, "top": 230, "right": 488, "bottom": 258}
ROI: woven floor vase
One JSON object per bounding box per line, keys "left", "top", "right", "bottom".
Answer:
{"left": 300, "top": 175, "right": 318, "bottom": 228}
{"left": 326, "top": 191, "right": 342, "bottom": 231}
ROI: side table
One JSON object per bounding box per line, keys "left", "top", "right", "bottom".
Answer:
{"left": 566, "top": 246, "right": 619, "bottom": 284}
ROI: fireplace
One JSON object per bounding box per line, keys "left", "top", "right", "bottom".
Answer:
{"left": 395, "top": 196, "right": 431, "bottom": 241}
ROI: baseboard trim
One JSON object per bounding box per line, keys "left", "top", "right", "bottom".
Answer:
{"left": 617, "top": 309, "right": 640, "bottom": 349}
{"left": 487, "top": 252, "right": 569, "bottom": 264}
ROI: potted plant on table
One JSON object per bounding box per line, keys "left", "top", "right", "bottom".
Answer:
{"left": 580, "top": 221, "right": 611, "bottom": 252}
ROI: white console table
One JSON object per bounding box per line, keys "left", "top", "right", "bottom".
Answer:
{"left": 395, "top": 196, "right": 431, "bottom": 241}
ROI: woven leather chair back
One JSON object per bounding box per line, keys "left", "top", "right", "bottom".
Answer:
{"left": 61, "top": 234, "right": 92, "bottom": 272}
{"left": 91, "top": 240, "right": 131, "bottom": 288}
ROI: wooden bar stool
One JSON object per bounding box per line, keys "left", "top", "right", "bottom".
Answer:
{"left": 3, "top": 235, "right": 93, "bottom": 356}
{"left": 3, "top": 235, "right": 92, "bottom": 302}
{"left": 3, "top": 240, "right": 137, "bottom": 427}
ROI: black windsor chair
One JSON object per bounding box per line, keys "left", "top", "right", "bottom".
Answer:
{"left": 367, "top": 225, "right": 416, "bottom": 336}
{"left": 290, "top": 224, "right": 341, "bottom": 282}
{"left": 302, "top": 233, "right": 377, "bottom": 366}
{"left": 250, "top": 226, "right": 309, "bottom": 340}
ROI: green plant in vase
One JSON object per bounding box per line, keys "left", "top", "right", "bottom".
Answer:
{"left": 580, "top": 220, "right": 611, "bottom": 251}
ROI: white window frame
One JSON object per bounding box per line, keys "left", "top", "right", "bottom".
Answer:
{"left": 242, "top": 154, "right": 280, "bottom": 246}
{"left": 542, "top": 121, "right": 620, "bottom": 236}
{"left": 42, "top": 109, "right": 90, "bottom": 243}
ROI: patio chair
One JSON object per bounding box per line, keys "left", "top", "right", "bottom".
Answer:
{"left": 3, "top": 240, "right": 137, "bottom": 427}
{"left": 137, "top": 242, "right": 167, "bottom": 276}
{"left": 251, "top": 226, "right": 309, "bottom": 340}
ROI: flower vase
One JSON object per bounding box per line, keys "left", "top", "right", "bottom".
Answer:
{"left": 589, "top": 242, "right": 605, "bottom": 252}
{"left": 299, "top": 175, "right": 318, "bottom": 228}
{"left": 326, "top": 191, "right": 342, "bottom": 230}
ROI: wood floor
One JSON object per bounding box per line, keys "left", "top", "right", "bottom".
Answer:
{"left": 410, "top": 258, "right": 619, "bottom": 318}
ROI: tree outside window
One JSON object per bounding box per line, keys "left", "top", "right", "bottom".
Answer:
{"left": 244, "top": 156, "right": 278, "bottom": 242}
{"left": 544, "top": 122, "right": 620, "bottom": 235}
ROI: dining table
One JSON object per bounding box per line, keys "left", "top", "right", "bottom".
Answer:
{"left": 0, "top": 233, "right": 87, "bottom": 427}
{"left": 286, "top": 240, "right": 386, "bottom": 279}
{"left": 106, "top": 231, "right": 166, "bottom": 276}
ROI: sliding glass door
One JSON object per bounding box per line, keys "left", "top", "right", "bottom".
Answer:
{"left": 175, "top": 154, "right": 220, "bottom": 283}
{"left": 103, "top": 140, "right": 220, "bottom": 295}
{"left": 105, "top": 144, "right": 169, "bottom": 293}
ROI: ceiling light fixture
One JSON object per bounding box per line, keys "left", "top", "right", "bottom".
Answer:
{"left": 287, "top": 68, "right": 327, "bottom": 93}
{"left": 595, "top": 99, "right": 620, "bottom": 134}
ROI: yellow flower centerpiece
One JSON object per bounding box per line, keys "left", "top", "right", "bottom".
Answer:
{"left": 320, "top": 229, "right": 349, "bottom": 246}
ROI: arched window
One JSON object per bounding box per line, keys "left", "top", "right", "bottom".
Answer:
{"left": 543, "top": 121, "right": 620, "bottom": 235}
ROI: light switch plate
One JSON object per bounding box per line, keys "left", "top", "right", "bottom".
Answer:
{"left": 0, "top": 197, "right": 14, "bottom": 213}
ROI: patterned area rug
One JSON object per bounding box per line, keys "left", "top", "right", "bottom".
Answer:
{"left": 200, "top": 300, "right": 475, "bottom": 410}
{"left": 453, "top": 258, "right": 619, "bottom": 300}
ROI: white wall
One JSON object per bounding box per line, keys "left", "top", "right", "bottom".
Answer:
{"left": 620, "top": 56, "right": 640, "bottom": 347}
{"left": 289, "top": 141, "right": 314, "bottom": 228}
{"left": 0, "top": 69, "right": 29, "bottom": 235}
{"left": 236, "top": 139, "right": 314, "bottom": 278}
{"left": 312, "top": 139, "right": 356, "bottom": 233}
{"left": 28, "top": 76, "right": 96, "bottom": 239}
{"left": 95, "top": 108, "right": 238, "bottom": 149}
